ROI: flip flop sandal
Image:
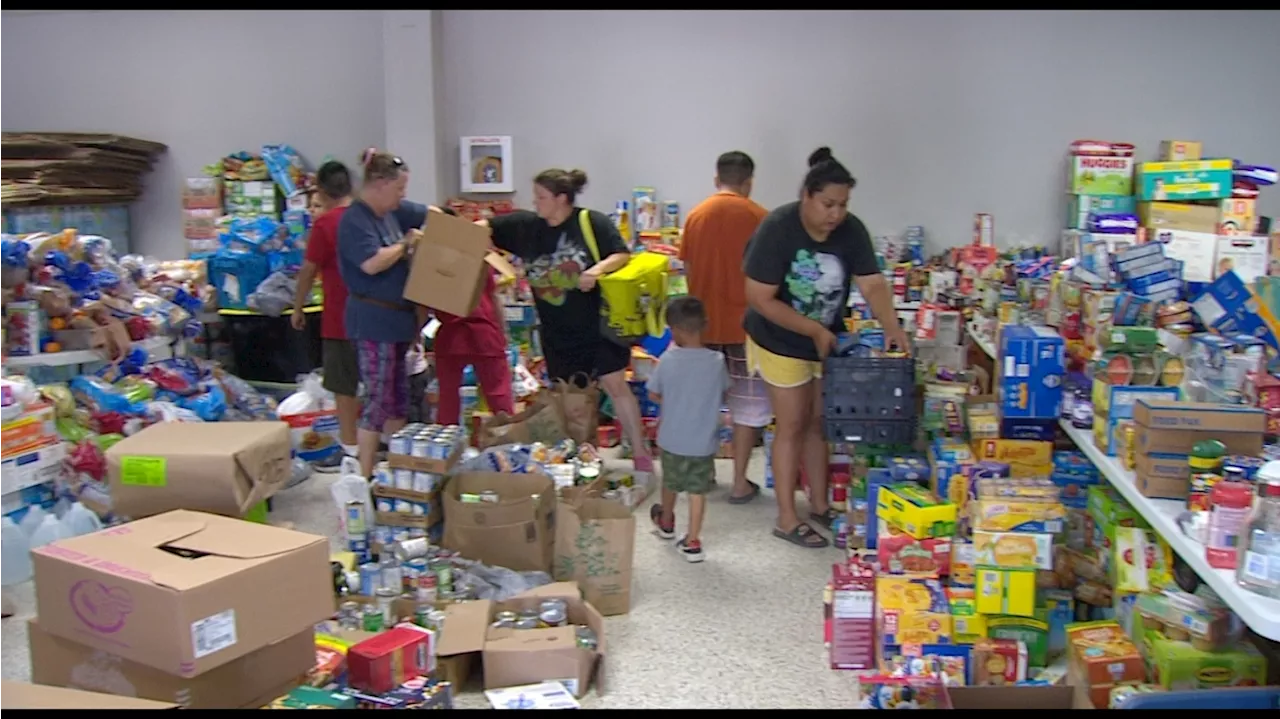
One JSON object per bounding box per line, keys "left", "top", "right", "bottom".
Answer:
{"left": 773, "top": 522, "right": 830, "bottom": 549}
{"left": 809, "top": 507, "right": 840, "bottom": 530}
{"left": 727, "top": 480, "right": 761, "bottom": 505}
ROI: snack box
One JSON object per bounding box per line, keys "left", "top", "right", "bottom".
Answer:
{"left": 1066, "top": 620, "right": 1147, "bottom": 708}
{"left": 947, "top": 587, "right": 987, "bottom": 643}
{"left": 877, "top": 529, "right": 952, "bottom": 576}
{"left": 880, "top": 643, "right": 970, "bottom": 686}
{"left": 970, "top": 638, "right": 1029, "bottom": 686}
{"left": 971, "top": 497, "right": 1066, "bottom": 534}
{"left": 877, "top": 484, "right": 958, "bottom": 540}
{"left": 987, "top": 614, "right": 1050, "bottom": 669}
{"left": 972, "top": 530, "right": 1054, "bottom": 571}
{"left": 877, "top": 576, "right": 953, "bottom": 646}
{"left": 1141, "top": 631, "right": 1267, "bottom": 691}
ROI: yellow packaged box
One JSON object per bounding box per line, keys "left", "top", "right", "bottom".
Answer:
{"left": 947, "top": 587, "right": 987, "bottom": 643}
{"left": 877, "top": 484, "right": 958, "bottom": 540}
{"left": 973, "top": 530, "right": 1055, "bottom": 570}
{"left": 971, "top": 498, "right": 1067, "bottom": 534}
{"left": 975, "top": 568, "right": 1037, "bottom": 617}
{"left": 876, "top": 576, "right": 953, "bottom": 646}
{"left": 971, "top": 439, "right": 1054, "bottom": 477}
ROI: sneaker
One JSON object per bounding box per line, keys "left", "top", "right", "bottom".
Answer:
{"left": 310, "top": 452, "right": 344, "bottom": 474}
{"left": 676, "top": 536, "right": 705, "bottom": 563}
{"left": 649, "top": 504, "right": 675, "bottom": 540}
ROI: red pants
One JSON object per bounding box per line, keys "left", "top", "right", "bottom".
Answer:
{"left": 434, "top": 354, "right": 515, "bottom": 425}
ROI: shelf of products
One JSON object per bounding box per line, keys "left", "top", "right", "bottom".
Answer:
{"left": 3, "top": 335, "right": 174, "bottom": 369}
{"left": 1061, "top": 420, "right": 1280, "bottom": 641}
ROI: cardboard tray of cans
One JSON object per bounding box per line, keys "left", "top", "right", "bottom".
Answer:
{"left": 372, "top": 484, "right": 443, "bottom": 530}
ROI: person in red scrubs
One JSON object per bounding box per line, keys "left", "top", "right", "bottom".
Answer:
{"left": 432, "top": 208, "right": 515, "bottom": 425}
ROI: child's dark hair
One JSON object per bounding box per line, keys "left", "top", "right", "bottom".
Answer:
{"left": 802, "top": 146, "right": 856, "bottom": 196}
{"left": 666, "top": 295, "right": 708, "bottom": 333}
{"left": 316, "top": 160, "right": 353, "bottom": 199}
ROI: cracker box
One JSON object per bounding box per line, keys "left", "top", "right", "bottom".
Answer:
{"left": 1158, "top": 140, "right": 1203, "bottom": 162}
{"left": 1136, "top": 159, "right": 1233, "bottom": 201}
{"left": 969, "top": 638, "right": 1028, "bottom": 686}
{"left": 972, "top": 530, "right": 1054, "bottom": 570}
{"left": 877, "top": 484, "right": 958, "bottom": 540}
{"left": 1068, "top": 155, "right": 1134, "bottom": 196}
{"left": 877, "top": 576, "right": 952, "bottom": 646}
{"left": 1067, "top": 620, "right": 1147, "bottom": 708}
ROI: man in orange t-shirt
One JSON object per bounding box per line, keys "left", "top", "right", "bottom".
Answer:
{"left": 679, "top": 151, "right": 770, "bottom": 504}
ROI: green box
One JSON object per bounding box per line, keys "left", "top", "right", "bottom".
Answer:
{"left": 1136, "top": 159, "right": 1233, "bottom": 202}
{"left": 1068, "top": 155, "right": 1135, "bottom": 196}
{"left": 1142, "top": 631, "right": 1267, "bottom": 690}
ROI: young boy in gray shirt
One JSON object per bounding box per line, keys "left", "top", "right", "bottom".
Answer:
{"left": 646, "top": 296, "right": 731, "bottom": 562}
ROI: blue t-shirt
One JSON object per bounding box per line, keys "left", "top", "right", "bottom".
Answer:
{"left": 645, "top": 346, "right": 731, "bottom": 458}
{"left": 336, "top": 199, "right": 428, "bottom": 344}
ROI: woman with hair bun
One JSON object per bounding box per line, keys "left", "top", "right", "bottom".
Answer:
{"left": 475, "top": 168, "right": 654, "bottom": 478}
{"left": 742, "top": 147, "right": 909, "bottom": 549}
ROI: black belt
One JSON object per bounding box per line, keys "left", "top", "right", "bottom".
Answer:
{"left": 351, "top": 293, "right": 415, "bottom": 313}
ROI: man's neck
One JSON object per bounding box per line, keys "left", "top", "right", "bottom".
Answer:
{"left": 716, "top": 185, "right": 747, "bottom": 198}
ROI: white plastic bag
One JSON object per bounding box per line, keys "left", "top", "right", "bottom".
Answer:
{"left": 329, "top": 456, "right": 372, "bottom": 539}
{"left": 279, "top": 371, "right": 340, "bottom": 461}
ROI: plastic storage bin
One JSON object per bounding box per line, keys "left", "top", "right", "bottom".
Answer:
{"left": 1115, "top": 687, "right": 1280, "bottom": 710}
{"left": 822, "top": 355, "right": 917, "bottom": 444}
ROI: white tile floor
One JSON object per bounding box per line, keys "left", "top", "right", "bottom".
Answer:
{"left": 1, "top": 451, "right": 861, "bottom": 708}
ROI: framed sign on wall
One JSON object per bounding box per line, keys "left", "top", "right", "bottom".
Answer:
{"left": 460, "top": 135, "right": 514, "bottom": 193}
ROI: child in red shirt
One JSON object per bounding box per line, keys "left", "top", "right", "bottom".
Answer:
{"left": 432, "top": 209, "right": 515, "bottom": 424}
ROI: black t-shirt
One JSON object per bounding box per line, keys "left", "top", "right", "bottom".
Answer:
{"left": 489, "top": 208, "right": 627, "bottom": 350}
{"left": 741, "top": 201, "right": 879, "bottom": 361}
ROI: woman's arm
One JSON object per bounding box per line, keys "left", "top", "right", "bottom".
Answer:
{"left": 581, "top": 210, "right": 631, "bottom": 286}
{"left": 480, "top": 210, "right": 540, "bottom": 255}
{"left": 339, "top": 212, "right": 411, "bottom": 276}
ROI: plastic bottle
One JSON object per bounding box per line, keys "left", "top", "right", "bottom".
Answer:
{"left": 1239, "top": 462, "right": 1280, "bottom": 599}
{"left": 29, "top": 514, "right": 68, "bottom": 549}
{"left": 1, "top": 517, "right": 33, "bottom": 585}
{"left": 18, "top": 505, "right": 48, "bottom": 538}
{"left": 1205, "top": 480, "right": 1253, "bottom": 570}
{"left": 61, "top": 502, "right": 103, "bottom": 537}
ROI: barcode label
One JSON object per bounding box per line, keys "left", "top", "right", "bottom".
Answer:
{"left": 190, "top": 609, "right": 237, "bottom": 659}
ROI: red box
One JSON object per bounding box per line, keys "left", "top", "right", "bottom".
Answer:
{"left": 827, "top": 561, "right": 877, "bottom": 671}
{"left": 346, "top": 626, "right": 433, "bottom": 694}
{"left": 877, "top": 532, "right": 952, "bottom": 576}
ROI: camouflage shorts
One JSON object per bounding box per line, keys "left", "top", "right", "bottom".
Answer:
{"left": 660, "top": 449, "right": 716, "bottom": 495}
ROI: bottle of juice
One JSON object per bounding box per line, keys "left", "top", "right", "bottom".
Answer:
{"left": 1238, "top": 462, "right": 1280, "bottom": 598}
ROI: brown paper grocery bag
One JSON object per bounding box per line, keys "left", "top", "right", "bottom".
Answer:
{"left": 548, "top": 375, "right": 600, "bottom": 446}
{"left": 553, "top": 497, "right": 635, "bottom": 616}
{"left": 476, "top": 392, "right": 567, "bottom": 449}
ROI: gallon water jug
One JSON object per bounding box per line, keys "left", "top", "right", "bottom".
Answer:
{"left": 1, "top": 517, "right": 33, "bottom": 585}
{"left": 18, "top": 506, "right": 48, "bottom": 538}
{"left": 29, "top": 514, "right": 69, "bottom": 549}
{"left": 61, "top": 502, "right": 103, "bottom": 537}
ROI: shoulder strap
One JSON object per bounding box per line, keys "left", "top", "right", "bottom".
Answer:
{"left": 578, "top": 209, "right": 601, "bottom": 264}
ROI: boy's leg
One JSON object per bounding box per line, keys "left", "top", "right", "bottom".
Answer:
{"left": 684, "top": 456, "right": 715, "bottom": 544}
{"left": 649, "top": 449, "right": 681, "bottom": 540}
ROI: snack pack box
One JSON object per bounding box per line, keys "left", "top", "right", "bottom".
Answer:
{"left": 972, "top": 530, "right": 1054, "bottom": 570}
{"left": 877, "top": 576, "right": 953, "bottom": 646}
{"left": 1142, "top": 632, "right": 1266, "bottom": 691}
{"left": 969, "top": 638, "right": 1028, "bottom": 686}
{"left": 1067, "top": 620, "right": 1146, "bottom": 708}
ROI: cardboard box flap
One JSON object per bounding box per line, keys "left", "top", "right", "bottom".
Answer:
{"left": 487, "top": 624, "right": 578, "bottom": 652}
{"left": 485, "top": 251, "right": 518, "bottom": 282}
{"left": 436, "top": 598, "right": 492, "bottom": 657}
{"left": 1, "top": 681, "right": 179, "bottom": 709}
{"left": 425, "top": 210, "right": 491, "bottom": 257}
{"left": 514, "top": 582, "right": 583, "bottom": 600}
{"left": 163, "top": 511, "right": 321, "bottom": 558}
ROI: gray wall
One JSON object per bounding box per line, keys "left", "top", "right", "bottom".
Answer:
{"left": 438, "top": 10, "right": 1280, "bottom": 249}
{"left": 1, "top": 10, "right": 387, "bottom": 256}
{"left": 4, "top": 10, "right": 1279, "bottom": 258}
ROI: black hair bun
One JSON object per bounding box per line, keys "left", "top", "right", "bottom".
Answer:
{"left": 808, "top": 146, "right": 834, "bottom": 168}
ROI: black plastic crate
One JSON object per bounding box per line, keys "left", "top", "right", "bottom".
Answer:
{"left": 822, "top": 355, "right": 917, "bottom": 443}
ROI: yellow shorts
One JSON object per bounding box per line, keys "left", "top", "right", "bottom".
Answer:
{"left": 745, "top": 336, "right": 823, "bottom": 388}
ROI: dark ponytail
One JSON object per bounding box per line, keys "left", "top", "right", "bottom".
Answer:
{"left": 802, "top": 146, "right": 856, "bottom": 196}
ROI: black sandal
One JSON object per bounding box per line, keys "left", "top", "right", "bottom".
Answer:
{"left": 728, "top": 480, "right": 761, "bottom": 505}
{"left": 773, "top": 522, "right": 830, "bottom": 549}
{"left": 809, "top": 507, "right": 840, "bottom": 530}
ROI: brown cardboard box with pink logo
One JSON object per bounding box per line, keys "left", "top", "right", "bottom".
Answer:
{"left": 30, "top": 509, "right": 333, "bottom": 678}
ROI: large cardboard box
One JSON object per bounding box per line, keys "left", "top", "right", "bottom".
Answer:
{"left": 481, "top": 582, "right": 607, "bottom": 698}
{"left": 106, "top": 421, "right": 291, "bottom": 519}
{"left": 31, "top": 510, "right": 333, "bottom": 678}
{"left": 28, "top": 618, "right": 313, "bottom": 709}
{"left": 0, "top": 680, "right": 179, "bottom": 709}
{"left": 442, "top": 471, "right": 556, "bottom": 573}
{"left": 1138, "top": 201, "right": 1220, "bottom": 234}
{"left": 403, "top": 209, "right": 492, "bottom": 317}
{"left": 1134, "top": 398, "right": 1266, "bottom": 456}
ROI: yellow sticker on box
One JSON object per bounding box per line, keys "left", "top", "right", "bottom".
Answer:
{"left": 120, "top": 456, "right": 167, "bottom": 486}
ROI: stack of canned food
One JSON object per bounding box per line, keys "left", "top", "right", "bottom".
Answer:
{"left": 388, "top": 423, "right": 467, "bottom": 462}
{"left": 489, "top": 598, "right": 598, "bottom": 651}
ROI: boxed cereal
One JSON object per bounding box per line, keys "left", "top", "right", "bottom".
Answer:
{"left": 877, "top": 576, "right": 953, "bottom": 647}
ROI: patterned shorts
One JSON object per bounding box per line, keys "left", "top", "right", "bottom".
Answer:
{"left": 660, "top": 449, "right": 716, "bottom": 495}
{"left": 355, "top": 340, "right": 410, "bottom": 431}
{"left": 708, "top": 343, "right": 773, "bottom": 428}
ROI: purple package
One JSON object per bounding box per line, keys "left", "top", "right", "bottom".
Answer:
{"left": 1087, "top": 212, "right": 1140, "bottom": 234}
{"left": 972, "top": 461, "right": 1011, "bottom": 480}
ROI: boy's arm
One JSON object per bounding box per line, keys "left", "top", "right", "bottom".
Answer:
{"left": 645, "top": 360, "right": 663, "bottom": 405}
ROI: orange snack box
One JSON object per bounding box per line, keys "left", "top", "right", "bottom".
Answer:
{"left": 1066, "top": 620, "right": 1147, "bottom": 708}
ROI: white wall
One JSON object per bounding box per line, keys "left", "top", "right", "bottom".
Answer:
{"left": 4, "top": 10, "right": 1279, "bottom": 258}
{"left": 1, "top": 10, "right": 388, "bottom": 257}
{"left": 437, "top": 10, "right": 1280, "bottom": 250}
